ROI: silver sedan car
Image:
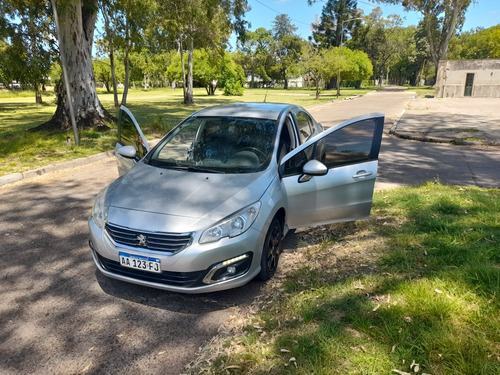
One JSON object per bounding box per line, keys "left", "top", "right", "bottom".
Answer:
{"left": 89, "top": 103, "right": 384, "bottom": 293}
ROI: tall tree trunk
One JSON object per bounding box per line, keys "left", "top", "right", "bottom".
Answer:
{"left": 101, "top": 6, "right": 119, "bottom": 108}
{"left": 184, "top": 38, "right": 194, "bottom": 104}
{"left": 179, "top": 35, "right": 187, "bottom": 101}
{"left": 35, "top": 83, "right": 43, "bottom": 104}
{"left": 33, "top": 0, "right": 111, "bottom": 131}
{"left": 110, "top": 47, "right": 119, "bottom": 107}
{"left": 120, "top": 15, "right": 131, "bottom": 107}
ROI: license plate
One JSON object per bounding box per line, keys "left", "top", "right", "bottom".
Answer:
{"left": 119, "top": 252, "right": 161, "bottom": 273}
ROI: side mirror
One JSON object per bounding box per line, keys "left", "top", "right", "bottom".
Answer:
{"left": 299, "top": 159, "right": 328, "bottom": 183}
{"left": 302, "top": 159, "right": 328, "bottom": 176}
{"left": 117, "top": 145, "right": 137, "bottom": 159}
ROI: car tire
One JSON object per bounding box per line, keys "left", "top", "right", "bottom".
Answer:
{"left": 257, "top": 216, "right": 283, "bottom": 281}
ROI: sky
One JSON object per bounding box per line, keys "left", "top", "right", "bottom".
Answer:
{"left": 233, "top": 0, "right": 500, "bottom": 46}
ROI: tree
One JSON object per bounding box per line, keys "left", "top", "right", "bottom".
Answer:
{"left": 349, "top": 8, "right": 408, "bottom": 86}
{"left": 448, "top": 25, "right": 500, "bottom": 60}
{"left": 32, "top": 0, "right": 111, "bottom": 133}
{"left": 0, "top": 0, "right": 55, "bottom": 103}
{"left": 93, "top": 58, "right": 125, "bottom": 92}
{"left": 271, "top": 15, "right": 304, "bottom": 89}
{"left": 378, "top": 0, "right": 473, "bottom": 74}
{"left": 301, "top": 44, "right": 344, "bottom": 98}
{"left": 167, "top": 48, "right": 245, "bottom": 96}
{"left": 97, "top": 0, "right": 120, "bottom": 107}
{"left": 235, "top": 27, "right": 274, "bottom": 87}
{"left": 340, "top": 48, "right": 373, "bottom": 87}
{"left": 157, "top": 0, "right": 249, "bottom": 104}
{"left": 309, "top": 0, "right": 360, "bottom": 48}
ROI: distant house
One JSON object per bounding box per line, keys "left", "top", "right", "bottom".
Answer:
{"left": 435, "top": 59, "right": 500, "bottom": 98}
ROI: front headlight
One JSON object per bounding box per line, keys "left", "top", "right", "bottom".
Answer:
{"left": 199, "top": 202, "right": 261, "bottom": 244}
{"left": 91, "top": 186, "right": 109, "bottom": 228}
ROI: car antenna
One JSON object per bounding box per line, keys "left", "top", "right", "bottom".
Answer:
{"left": 263, "top": 88, "right": 269, "bottom": 103}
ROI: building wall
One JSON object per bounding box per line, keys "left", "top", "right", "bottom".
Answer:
{"left": 435, "top": 59, "right": 500, "bottom": 98}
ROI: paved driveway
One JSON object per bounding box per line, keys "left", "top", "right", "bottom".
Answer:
{"left": 0, "top": 159, "right": 265, "bottom": 375}
{"left": 1, "top": 89, "right": 498, "bottom": 375}
{"left": 308, "top": 89, "right": 500, "bottom": 189}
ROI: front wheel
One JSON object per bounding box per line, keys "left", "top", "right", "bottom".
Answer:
{"left": 257, "top": 217, "right": 283, "bottom": 281}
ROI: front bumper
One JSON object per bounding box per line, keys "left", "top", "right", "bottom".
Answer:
{"left": 88, "top": 217, "right": 265, "bottom": 293}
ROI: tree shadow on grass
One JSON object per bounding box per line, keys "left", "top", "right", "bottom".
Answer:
{"left": 237, "top": 184, "right": 500, "bottom": 375}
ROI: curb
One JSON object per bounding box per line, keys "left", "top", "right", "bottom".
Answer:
{"left": 389, "top": 130, "right": 500, "bottom": 147}
{"left": 0, "top": 151, "right": 115, "bottom": 187}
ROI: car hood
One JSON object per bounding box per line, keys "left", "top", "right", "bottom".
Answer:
{"left": 106, "top": 162, "right": 275, "bottom": 233}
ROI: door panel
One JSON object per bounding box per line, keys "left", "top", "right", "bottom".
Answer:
{"left": 116, "top": 106, "right": 150, "bottom": 175}
{"left": 280, "top": 113, "right": 384, "bottom": 229}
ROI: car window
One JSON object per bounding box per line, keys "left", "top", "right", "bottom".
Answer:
{"left": 118, "top": 109, "right": 148, "bottom": 159}
{"left": 295, "top": 111, "right": 313, "bottom": 143}
{"left": 148, "top": 116, "right": 277, "bottom": 173}
{"left": 282, "top": 118, "right": 378, "bottom": 177}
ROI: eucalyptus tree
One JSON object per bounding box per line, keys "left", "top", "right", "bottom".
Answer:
{"left": 378, "top": 0, "right": 473, "bottom": 74}
{"left": 348, "top": 8, "right": 407, "bottom": 85}
{"left": 33, "top": 0, "right": 112, "bottom": 133}
{"left": 157, "top": 0, "right": 249, "bottom": 104}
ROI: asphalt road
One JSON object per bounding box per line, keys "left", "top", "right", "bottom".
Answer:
{"left": 1, "top": 90, "right": 499, "bottom": 375}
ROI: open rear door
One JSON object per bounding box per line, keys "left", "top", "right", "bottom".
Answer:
{"left": 115, "top": 105, "right": 150, "bottom": 175}
{"left": 280, "top": 113, "right": 384, "bottom": 229}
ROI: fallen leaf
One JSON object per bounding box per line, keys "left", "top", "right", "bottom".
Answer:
{"left": 435, "top": 289, "right": 443, "bottom": 294}
{"left": 280, "top": 348, "right": 291, "bottom": 353}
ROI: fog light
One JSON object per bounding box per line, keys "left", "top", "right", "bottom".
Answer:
{"left": 203, "top": 253, "right": 253, "bottom": 284}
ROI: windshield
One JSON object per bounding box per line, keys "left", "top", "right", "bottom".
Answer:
{"left": 148, "top": 116, "right": 277, "bottom": 173}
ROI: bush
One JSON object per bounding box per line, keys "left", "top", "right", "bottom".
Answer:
{"left": 223, "top": 78, "right": 244, "bottom": 96}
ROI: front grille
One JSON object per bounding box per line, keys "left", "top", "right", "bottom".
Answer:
{"left": 95, "top": 252, "right": 206, "bottom": 287}
{"left": 105, "top": 223, "right": 193, "bottom": 254}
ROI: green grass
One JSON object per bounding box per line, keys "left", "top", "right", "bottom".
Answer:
{"left": 197, "top": 183, "right": 500, "bottom": 375}
{"left": 406, "top": 86, "right": 435, "bottom": 97}
{"left": 0, "top": 87, "right": 371, "bottom": 177}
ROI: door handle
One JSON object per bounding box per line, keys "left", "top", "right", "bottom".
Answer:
{"left": 353, "top": 170, "right": 373, "bottom": 179}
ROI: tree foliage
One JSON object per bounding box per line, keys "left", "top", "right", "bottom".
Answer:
{"left": 309, "top": 0, "right": 360, "bottom": 48}
{"left": 167, "top": 49, "right": 244, "bottom": 96}
{"left": 378, "top": 0, "right": 473, "bottom": 73}
{"left": 448, "top": 25, "right": 500, "bottom": 60}
{"left": 271, "top": 15, "right": 304, "bottom": 89}
{"left": 0, "top": 0, "right": 56, "bottom": 102}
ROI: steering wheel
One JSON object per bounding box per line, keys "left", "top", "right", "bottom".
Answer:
{"left": 236, "top": 147, "right": 267, "bottom": 161}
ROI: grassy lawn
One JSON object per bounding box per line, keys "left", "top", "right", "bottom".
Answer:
{"left": 190, "top": 183, "right": 500, "bottom": 375}
{"left": 406, "top": 86, "right": 436, "bottom": 97}
{"left": 0, "top": 87, "right": 370, "bottom": 177}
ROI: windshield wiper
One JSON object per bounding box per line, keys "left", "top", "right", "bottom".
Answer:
{"left": 186, "top": 166, "right": 225, "bottom": 174}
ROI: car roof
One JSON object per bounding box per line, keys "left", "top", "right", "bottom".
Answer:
{"left": 192, "top": 102, "right": 297, "bottom": 121}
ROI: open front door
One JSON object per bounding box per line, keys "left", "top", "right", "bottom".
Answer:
{"left": 280, "top": 113, "right": 384, "bottom": 229}
{"left": 115, "top": 105, "right": 150, "bottom": 175}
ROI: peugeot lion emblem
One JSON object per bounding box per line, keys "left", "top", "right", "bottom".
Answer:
{"left": 136, "top": 234, "right": 148, "bottom": 247}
